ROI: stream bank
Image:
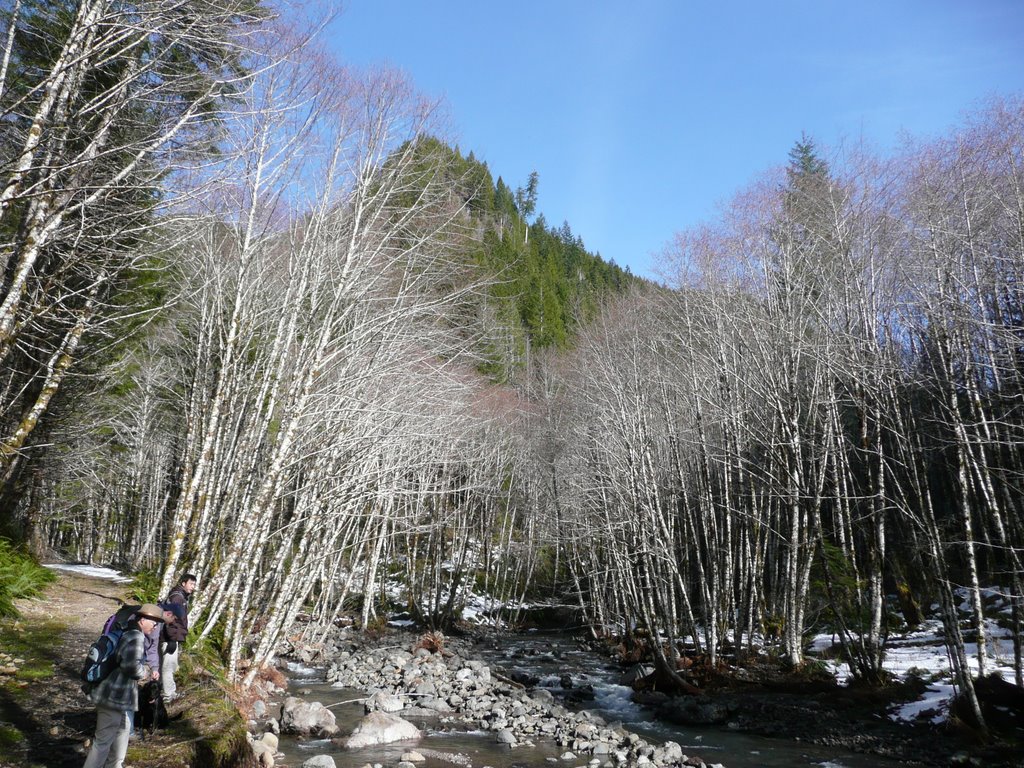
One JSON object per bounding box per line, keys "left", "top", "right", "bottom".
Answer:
{"left": 254, "top": 625, "right": 1022, "bottom": 768}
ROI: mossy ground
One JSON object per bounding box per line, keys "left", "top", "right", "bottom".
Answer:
{"left": 0, "top": 617, "right": 65, "bottom": 691}
{"left": 0, "top": 725, "right": 23, "bottom": 750}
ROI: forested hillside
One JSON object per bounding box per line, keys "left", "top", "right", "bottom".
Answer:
{"left": 398, "top": 137, "right": 636, "bottom": 381}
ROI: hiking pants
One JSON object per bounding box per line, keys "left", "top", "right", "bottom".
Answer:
{"left": 82, "top": 704, "right": 131, "bottom": 768}
{"left": 161, "top": 644, "right": 180, "bottom": 699}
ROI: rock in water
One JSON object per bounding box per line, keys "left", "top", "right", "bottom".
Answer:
{"left": 341, "top": 711, "right": 422, "bottom": 749}
{"left": 364, "top": 690, "right": 404, "bottom": 713}
{"left": 280, "top": 697, "right": 339, "bottom": 736}
{"left": 260, "top": 732, "right": 279, "bottom": 751}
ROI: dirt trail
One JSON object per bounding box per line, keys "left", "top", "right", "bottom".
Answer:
{"left": 1, "top": 570, "right": 131, "bottom": 768}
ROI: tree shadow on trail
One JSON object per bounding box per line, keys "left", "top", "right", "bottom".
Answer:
{"left": 0, "top": 689, "right": 93, "bottom": 768}
{"left": 0, "top": 620, "right": 100, "bottom": 768}
{"left": 78, "top": 590, "right": 129, "bottom": 608}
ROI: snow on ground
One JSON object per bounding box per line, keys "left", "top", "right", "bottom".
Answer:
{"left": 893, "top": 681, "right": 957, "bottom": 724}
{"left": 44, "top": 563, "right": 132, "bottom": 582}
{"left": 812, "top": 589, "right": 1019, "bottom": 726}
{"left": 379, "top": 562, "right": 1020, "bottom": 731}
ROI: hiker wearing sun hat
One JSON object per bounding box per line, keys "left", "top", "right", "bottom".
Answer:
{"left": 82, "top": 604, "right": 163, "bottom": 768}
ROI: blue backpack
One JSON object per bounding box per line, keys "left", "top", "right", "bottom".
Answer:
{"left": 80, "top": 605, "right": 137, "bottom": 687}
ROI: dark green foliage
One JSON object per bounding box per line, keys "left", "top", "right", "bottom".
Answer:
{"left": 0, "top": 539, "right": 55, "bottom": 618}
{"left": 394, "top": 137, "right": 636, "bottom": 381}
{"left": 787, "top": 133, "right": 829, "bottom": 179}
{"left": 128, "top": 569, "right": 162, "bottom": 604}
{"left": 515, "top": 171, "right": 539, "bottom": 220}
{"left": 811, "top": 540, "right": 866, "bottom": 631}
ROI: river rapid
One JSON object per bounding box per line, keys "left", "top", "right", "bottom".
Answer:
{"left": 471, "top": 633, "right": 905, "bottom": 768}
{"left": 267, "top": 630, "right": 914, "bottom": 768}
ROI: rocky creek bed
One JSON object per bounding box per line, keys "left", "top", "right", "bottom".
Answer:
{"left": 246, "top": 628, "right": 725, "bottom": 768}
{"left": 242, "top": 625, "right": 1023, "bottom": 768}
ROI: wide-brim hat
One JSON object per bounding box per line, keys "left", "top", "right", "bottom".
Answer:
{"left": 137, "top": 603, "right": 165, "bottom": 622}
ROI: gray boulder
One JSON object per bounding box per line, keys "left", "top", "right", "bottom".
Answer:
{"left": 495, "top": 729, "right": 517, "bottom": 746}
{"left": 661, "top": 741, "right": 684, "bottom": 762}
{"left": 531, "top": 688, "right": 554, "bottom": 704}
{"left": 301, "top": 757, "right": 337, "bottom": 768}
{"left": 260, "top": 732, "right": 279, "bottom": 751}
{"left": 418, "top": 696, "right": 452, "bottom": 712}
{"left": 280, "top": 697, "right": 339, "bottom": 736}
{"left": 364, "top": 691, "right": 403, "bottom": 713}
{"left": 248, "top": 738, "right": 273, "bottom": 767}
{"left": 341, "top": 712, "right": 422, "bottom": 749}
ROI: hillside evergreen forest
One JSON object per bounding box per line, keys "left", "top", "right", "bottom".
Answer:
{"left": 1, "top": 0, "right": 1023, "bottom": 731}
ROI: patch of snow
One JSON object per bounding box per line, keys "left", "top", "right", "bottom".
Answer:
{"left": 827, "top": 659, "right": 852, "bottom": 686}
{"left": 811, "top": 594, "right": 1020, "bottom": 729}
{"left": 44, "top": 563, "right": 131, "bottom": 582}
{"left": 980, "top": 586, "right": 1010, "bottom": 601}
{"left": 889, "top": 683, "right": 953, "bottom": 724}
{"left": 809, "top": 634, "right": 841, "bottom": 652}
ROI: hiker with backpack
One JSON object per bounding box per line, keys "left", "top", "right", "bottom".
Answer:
{"left": 161, "top": 573, "right": 196, "bottom": 702}
{"left": 81, "top": 603, "right": 164, "bottom": 768}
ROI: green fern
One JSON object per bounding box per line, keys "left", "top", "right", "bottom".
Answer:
{"left": 0, "top": 539, "right": 56, "bottom": 618}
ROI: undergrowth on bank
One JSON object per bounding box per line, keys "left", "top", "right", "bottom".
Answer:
{"left": 124, "top": 630, "right": 256, "bottom": 768}
{"left": 127, "top": 569, "right": 162, "bottom": 603}
{"left": 0, "top": 539, "right": 55, "bottom": 618}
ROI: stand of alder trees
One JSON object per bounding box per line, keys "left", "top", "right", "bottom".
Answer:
{"left": 0, "top": 0, "right": 264, "bottom": 518}
{"left": 21, "top": 11, "right": 527, "bottom": 680}
{"left": 153, "top": 46, "right": 517, "bottom": 679}
{"left": 540, "top": 100, "right": 1023, "bottom": 729}
{"left": 13, "top": 4, "right": 1022, "bottom": 716}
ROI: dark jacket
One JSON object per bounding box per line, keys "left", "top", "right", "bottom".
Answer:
{"left": 164, "top": 585, "right": 190, "bottom": 642}
{"left": 88, "top": 622, "right": 149, "bottom": 711}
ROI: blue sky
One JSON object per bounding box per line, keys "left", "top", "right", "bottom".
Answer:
{"left": 325, "top": 1, "right": 1024, "bottom": 278}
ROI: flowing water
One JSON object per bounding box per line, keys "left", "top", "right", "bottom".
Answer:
{"left": 473, "top": 633, "right": 903, "bottom": 768}
{"left": 275, "top": 633, "right": 907, "bottom": 768}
